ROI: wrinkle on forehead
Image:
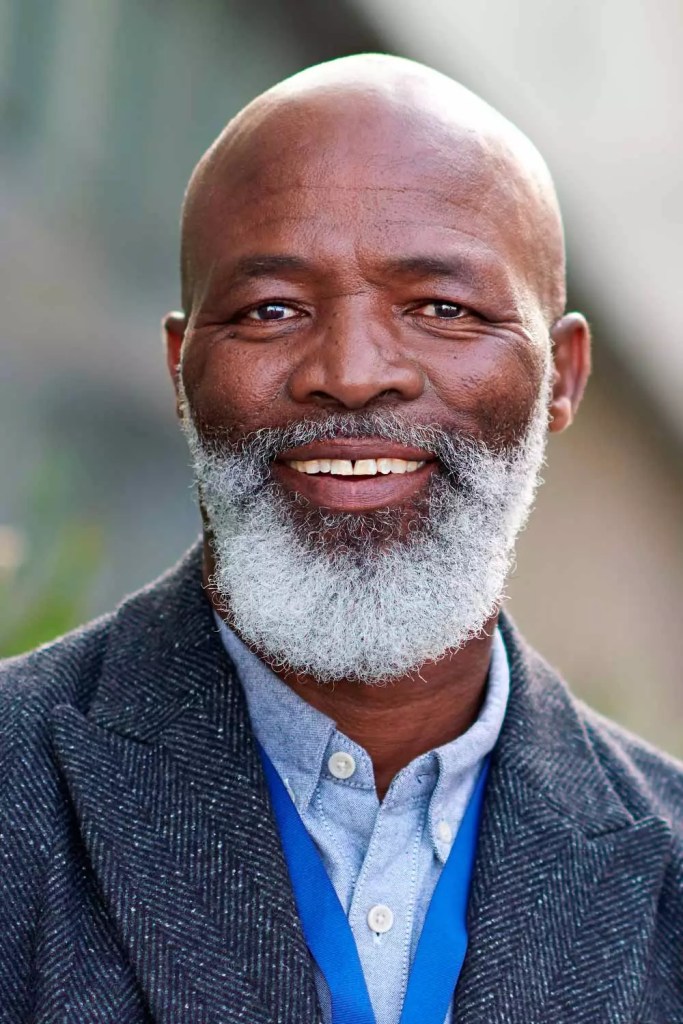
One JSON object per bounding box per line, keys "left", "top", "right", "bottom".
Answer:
{"left": 181, "top": 54, "right": 566, "bottom": 323}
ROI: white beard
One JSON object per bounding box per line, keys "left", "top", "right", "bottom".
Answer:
{"left": 179, "top": 379, "right": 550, "bottom": 684}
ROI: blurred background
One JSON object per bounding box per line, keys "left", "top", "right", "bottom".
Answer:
{"left": 1, "top": 0, "right": 681, "bottom": 755}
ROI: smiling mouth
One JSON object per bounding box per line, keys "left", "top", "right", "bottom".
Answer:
{"left": 285, "top": 457, "right": 427, "bottom": 476}
{"left": 272, "top": 440, "right": 438, "bottom": 512}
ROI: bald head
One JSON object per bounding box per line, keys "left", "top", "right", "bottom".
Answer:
{"left": 180, "top": 53, "right": 566, "bottom": 324}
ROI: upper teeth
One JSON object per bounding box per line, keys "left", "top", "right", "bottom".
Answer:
{"left": 287, "top": 458, "right": 426, "bottom": 475}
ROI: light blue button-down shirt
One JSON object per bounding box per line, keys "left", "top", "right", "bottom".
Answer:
{"left": 216, "top": 616, "right": 509, "bottom": 1024}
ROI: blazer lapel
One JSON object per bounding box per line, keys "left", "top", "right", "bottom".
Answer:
{"left": 455, "top": 616, "right": 672, "bottom": 1024}
{"left": 51, "top": 545, "right": 321, "bottom": 1024}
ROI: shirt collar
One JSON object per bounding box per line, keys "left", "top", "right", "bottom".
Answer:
{"left": 216, "top": 615, "right": 336, "bottom": 813}
{"left": 427, "top": 626, "right": 509, "bottom": 861}
{"left": 215, "top": 614, "right": 509, "bottom": 859}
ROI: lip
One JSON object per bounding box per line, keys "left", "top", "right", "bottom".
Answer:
{"left": 277, "top": 439, "right": 436, "bottom": 463}
{"left": 272, "top": 460, "right": 438, "bottom": 513}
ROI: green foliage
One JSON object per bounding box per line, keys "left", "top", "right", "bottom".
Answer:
{"left": 0, "top": 523, "right": 102, "bottom": 658}
{"left": 0, "top": 457, "right": 103, "bottom": 658}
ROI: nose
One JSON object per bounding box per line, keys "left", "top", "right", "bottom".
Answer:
{"left": 287, "top": 306, "right": 425, "bottom": 410}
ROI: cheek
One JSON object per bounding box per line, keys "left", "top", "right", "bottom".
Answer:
{"left": 181, "top": 330, "right": 292, "bottom": 434}
{"left": 425, "top": 337, "right": 546, "bottom": 446}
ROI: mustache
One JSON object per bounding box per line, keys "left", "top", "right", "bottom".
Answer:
{"left": 182, "top": 403, "right": 546, "bottom": 512}
{"left": 198, "top": 411, "right": 494, "bottom": 474}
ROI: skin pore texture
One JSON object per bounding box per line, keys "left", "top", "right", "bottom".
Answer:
{"left": 165, "top": 54, "right": 591, "bottom": 798}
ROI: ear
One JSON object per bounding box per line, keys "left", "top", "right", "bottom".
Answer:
{"left": 548, "top": 312, "right": 591, "bottom": 433}
{"left": 163, "top": 310, "right": 187, "bottom": 417}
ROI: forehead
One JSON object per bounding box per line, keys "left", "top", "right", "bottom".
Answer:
{"left": 187, "top": 105, "right": 544, "bottom": 302}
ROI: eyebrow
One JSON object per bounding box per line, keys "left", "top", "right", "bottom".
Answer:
{"left": 230, "top": 254, "right": 313, "bottom": 281}
{"left": 222, "top": 252, "right": 496, "bottom": 290}
{"left": 380, "top": 255, "right": 483, "bottom": 287}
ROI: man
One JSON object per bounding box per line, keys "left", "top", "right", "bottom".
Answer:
{"left": 0, "top": 53, "right": 681, "bottom": 1024}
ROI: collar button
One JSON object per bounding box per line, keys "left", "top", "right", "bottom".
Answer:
{"left": 328, "top": 751, "right": 356, "bottom": 780}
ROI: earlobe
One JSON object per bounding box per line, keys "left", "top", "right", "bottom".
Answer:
{"left": 163, "top": 311, "right": 188, "bottom": 414}
{"left": 548, "top": 312, "right": 592, "bottom": 434}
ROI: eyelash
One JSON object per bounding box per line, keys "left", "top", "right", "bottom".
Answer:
{"left": 235, "top": 301, "right": 305, "bottom": 324}
{"left": 232, "top": 297, "right": 479, "bottom": 325}
{"left": 410, "top": 300, "right": 465, "bottom": 319}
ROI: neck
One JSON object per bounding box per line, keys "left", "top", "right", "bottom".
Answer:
{"left": 204, "top": 543, "right": 496, "bottom": 799}
{"left": 279, "top": 632, "right": 496, "bottom": 799}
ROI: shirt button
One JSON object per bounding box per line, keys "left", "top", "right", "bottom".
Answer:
{"left": 367, "top": 904, "right": 394, "bottom": 934}
{"left": 328, "top": 751, "right": 356, "bottom": 780}
{"left": 436, "top": 820, "right": 453, "bottom": 844}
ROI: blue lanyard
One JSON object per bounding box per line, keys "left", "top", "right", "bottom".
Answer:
{"left": 260, "top": 745, "right": 489, "bottom": 1024}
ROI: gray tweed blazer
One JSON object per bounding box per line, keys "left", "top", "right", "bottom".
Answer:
{"left": 0, "top": 542, "right": 681, "bottom": 1023}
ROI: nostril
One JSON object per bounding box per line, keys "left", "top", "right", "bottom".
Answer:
{"left": 309, "top": 390, "right": 342, "bottom": 406}
{"left": 306, "top": 387, "right": 412, "bottom": 410}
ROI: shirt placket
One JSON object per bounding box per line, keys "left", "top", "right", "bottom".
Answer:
{"left": 348, "top": 791, "right": 429, "bottom": 1024}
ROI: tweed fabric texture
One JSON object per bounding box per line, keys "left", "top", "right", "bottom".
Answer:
{"left": 0, "top": 541, "right": 681, "bottom": 1023}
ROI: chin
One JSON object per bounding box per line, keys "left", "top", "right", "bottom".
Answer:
{"left": 276, "top": 481, "right": 438, "bottom": 552}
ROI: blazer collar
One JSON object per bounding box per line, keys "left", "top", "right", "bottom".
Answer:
{"left": 52, "top": 542, "right": 671, "bottom": 1023}
{"left": 454, "top": 616, "right": 672, "bottom": 1023}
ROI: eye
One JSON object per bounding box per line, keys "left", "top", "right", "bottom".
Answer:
{"left": 416, "top": 300, "right": 465, "bottom": 319}
{"left": 244, "top": 303, "right": 299, "bottom": 322}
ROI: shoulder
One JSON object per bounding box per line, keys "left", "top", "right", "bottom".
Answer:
{"left": 0, "top": 615, "right": 115, "bottom": 952}
{"left": 0, "top": 614, "right": 113, "bottom": 779}
{"left": 499, "top": 614, "right": 683, "bottom": 839}
{"left": 0, "top": 543, "right": 206, "bottom": 778}
{"left": 578, "top": 701, "right": 683, "bottom": 835}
